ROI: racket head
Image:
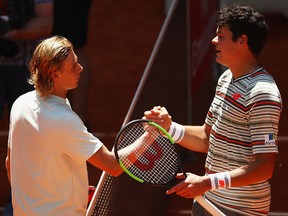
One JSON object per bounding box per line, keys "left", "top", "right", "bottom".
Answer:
{"left": 114, "top": 119, "right": 181, "bottom": 185}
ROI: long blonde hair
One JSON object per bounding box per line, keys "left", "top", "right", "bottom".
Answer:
{"left": 28, "top": 35, "right": 73, "bottom": 97}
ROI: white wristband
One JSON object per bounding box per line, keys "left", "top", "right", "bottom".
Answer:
{"left": 209, "top": 172, "right": 231, "bottom": 190}
{"left": 168, "top": 122, "right": 185, "bottom": 143}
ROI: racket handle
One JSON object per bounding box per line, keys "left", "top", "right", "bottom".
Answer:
{"left": 194, "top": 195, "right": 225, "bottom": 216}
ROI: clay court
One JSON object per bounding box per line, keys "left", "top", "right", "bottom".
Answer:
{"left": 1, "top": 0, "right": 288, "bottom": 215}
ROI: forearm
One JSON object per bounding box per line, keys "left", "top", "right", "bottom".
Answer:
{"left": 179, "top": 125, "right": 210, "bottom": 153}
{"left": 119, "top": 131, "right": 156, "bottom": 164}
{"left": 208, "top": 153, "right": 276, "bottom": 192}
{"left": 166, "top": 153, "right": 276, "bottom": 199}
{"left": 228, "top": 153, "right": 276, "bottom": 187}
{"left": 143, "top": 106, "right": 210, "bottom": 153}
{"left": 87, "top": 146, "right": 123, "bottom": 177}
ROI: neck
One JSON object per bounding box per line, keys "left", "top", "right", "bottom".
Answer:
{"left": 51, "top": 89, "right": 67, "bottom": 99}
{"left": 229, "top": 58, "right": 260, "bottom": 79}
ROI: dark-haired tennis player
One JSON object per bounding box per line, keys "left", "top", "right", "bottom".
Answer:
{"left": 144, "top": 5, "right": 282, "bottom": 216}
{"left": 5, "top": 35, "right": 124, "bottom": 216}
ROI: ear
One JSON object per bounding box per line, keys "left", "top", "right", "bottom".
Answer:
{"left": 52, "top": 71, "right": 60, "bottom": 79}
{"left": 238, "top": 35, "right": 248, "bottom": 46}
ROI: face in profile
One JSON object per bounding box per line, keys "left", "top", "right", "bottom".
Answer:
{"left": 53, "top": 49, "right": 84, "bottom": 93}
{"left": 211, "top": 25, "right": 241, "bottom": 68}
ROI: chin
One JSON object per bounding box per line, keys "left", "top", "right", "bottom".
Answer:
{"left": 215, "top": 58, "right": 221, "bottom": 64}
{"left": 69, "top": 85, "right": 78, "bottom": 90}
{"left": 215, "top": 58, "right": 225, "bottom": 66}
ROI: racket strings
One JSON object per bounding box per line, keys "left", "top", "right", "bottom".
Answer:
{"left": 116, "top": 122, "right": 180, "bottom": 184}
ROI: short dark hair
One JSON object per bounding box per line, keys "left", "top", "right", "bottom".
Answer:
{"left": 217, "top": 4, "right": 268, "bottom": 56}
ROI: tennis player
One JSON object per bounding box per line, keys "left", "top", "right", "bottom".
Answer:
{"left": 5, "top": 35, "right": 123, "bottom": 216}
{"left": 144, "top": 4, "right": 282, "bottom": 216}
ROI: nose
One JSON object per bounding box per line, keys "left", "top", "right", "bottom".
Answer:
{"left": 78, "top": 63, "right": 84, "bottom": 73}
{"left": 211, "top": 36, "right": 218, "bottom": 46}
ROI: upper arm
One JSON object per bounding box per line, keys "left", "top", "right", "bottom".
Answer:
{"left": 203, "top": 123, "right": 211, "bottom": 139}
{"left": 230, "top": 152, "right": 276, "bottom": 187}
{"left": 179, "top": 123, "right": 210, "bottom": 153}
{"left": 253, "top": 153, "right": 276, "bottom": 179}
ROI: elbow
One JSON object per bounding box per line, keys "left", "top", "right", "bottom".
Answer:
{"left": 265, "top": 169, "right": 274, "bottom": 181}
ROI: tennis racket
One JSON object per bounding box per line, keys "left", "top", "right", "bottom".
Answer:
{"left": 114, "top": 119, "right": 225, "bottom": 216}
{"left": 114, "top": 119, "right": 182, "bottom": 185}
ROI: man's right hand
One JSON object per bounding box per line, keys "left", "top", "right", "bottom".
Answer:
{"left": 143, "top": 106, "right": 172, "bottom": 131}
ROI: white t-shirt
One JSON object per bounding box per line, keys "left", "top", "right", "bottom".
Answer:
{"left": 8, "top": 90, "right": 103, "bottom": 216}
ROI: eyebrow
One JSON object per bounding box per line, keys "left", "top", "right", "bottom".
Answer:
{"left": 70, "top": 53, "right": 78, "bottom": 65}
{"left": 216, "top": 28, "right": 226, "bottom": 36}
{"left": 216, "top": 27, "right": 222, "bottom": 34}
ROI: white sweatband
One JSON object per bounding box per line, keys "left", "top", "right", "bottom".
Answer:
{"left": 209, "top": 172, "right": 231, "bottom": 190}
{"left": 168, "top": 122, "right": 185, "bottom": 143}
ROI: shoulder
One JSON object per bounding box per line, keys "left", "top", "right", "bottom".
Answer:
{"left": 247, "top": 69, "right": 282, "bottom": 106}
{"left": 47, "top": 99, "right": 82, "bottom": 126}
{"left": 13, "top": 90, "right": 35, "bottom": 106}
{"left": 249, "top": 70, "right": 280, "bottom": 95}
{"left": 10, "top": 91, "right": 36, "bottom": 120}
{"left": 250, "top": 69, "right": 275, "bottom": 82}
{"left": 60, "top": 110, "right": 82, "bottom": 127}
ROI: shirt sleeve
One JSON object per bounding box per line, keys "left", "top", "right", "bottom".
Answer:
{"left": 55, "top": 112, "right": 104, "bottom": 165}
{"left": 248, "top": 79, "right": 282, "bottom": 154}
